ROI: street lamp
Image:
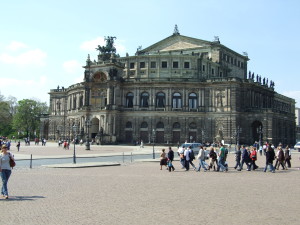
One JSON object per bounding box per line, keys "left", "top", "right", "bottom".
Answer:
{"left": 152, "top": 129, "right": 156, "bottom": 159}
{"left": 201, "top": 128, "right": 206, "bottom": 144}
{"left": 236, "top": 126, "right": 241, "bottom": 147}
{"left": 85, "top": 119, "right": 91, "bottom": 150}
{"left": 72, "top": 124, "right": 78, "bottom": 164}
{"left": 257, "top": 126, "right": 263, "bottom": 148}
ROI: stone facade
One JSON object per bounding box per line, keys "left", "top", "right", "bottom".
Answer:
{"left": 41, "top": 32, "right": 296, "bottom": 146}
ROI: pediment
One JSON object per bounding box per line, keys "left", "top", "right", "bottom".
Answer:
{"left": 160, "top": 41, "right": 202, "bottom": 52}
{"left": 139, "top": 34, "right": 212, "bottom": 54}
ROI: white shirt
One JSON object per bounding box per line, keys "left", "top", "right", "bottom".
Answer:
{"left": 184, "top": 149, "right": 190, "bottom": 161}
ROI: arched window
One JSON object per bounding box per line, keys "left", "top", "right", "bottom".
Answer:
{"left": 172, "top": 92, "right": 182, "bottom": 108}
{"left": 156, "top": 92, "right": 165, "bottom": 108}
{"left": 141, "top": 122, "right": 148, "bottom": 128}
{"left": 189, "top": 122, "right": 197, "bottom": 129}
{"left": 173, "top": 122, "right": 180, "bottom": 129}
{"left": 126, "top": 92, "right": 134, "bottom": 108}
{"left": 126, "top": 121, "right": 132, "bottom": 128}
{"left": 156, "top": 122, "right": 164, "bottom": 129}
{"left": 189, "top": 93, "right": 197, "bottom": 109}
{"left": 140, "top": 92, "right": 149, "bottom": 107}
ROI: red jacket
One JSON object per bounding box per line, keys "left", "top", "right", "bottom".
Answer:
{"left": 250, "top": 150, "right": 257, "bottom": 161}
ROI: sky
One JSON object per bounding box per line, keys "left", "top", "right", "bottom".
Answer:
{"left": 0, "top": 0, "right": 299, "bottom": 107}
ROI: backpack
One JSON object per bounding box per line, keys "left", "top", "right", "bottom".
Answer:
{"left": 189, "top": 150, "right": 195, "bottom": 160}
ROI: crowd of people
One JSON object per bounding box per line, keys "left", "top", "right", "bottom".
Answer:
{"left": 160, "top": 143, "right": 292, "bottom": 173}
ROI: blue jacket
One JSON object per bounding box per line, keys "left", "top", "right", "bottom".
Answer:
{"left": 242, "top": 148, "right": 250, "bottom": 161}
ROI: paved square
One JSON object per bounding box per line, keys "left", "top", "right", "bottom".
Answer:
{"left": 1, "top": 143, "right": 300, "bottom": 225}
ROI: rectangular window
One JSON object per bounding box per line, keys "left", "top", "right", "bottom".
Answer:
{"left": 130, "top": 63, "right": 135, "bottom": 69}
{"left": 238, "top": 61, "right": 240, "bottom": 67}
{"left": 241, "top": 62, "right": 244, "bottom": 68}
{"left": 140, "top": 62, "right": 145, "bottom": 68}
{"left": 150, "top": 61, "right": 156, "bottom": 68}
{"left": 202, "top": 65, "right": 205, "bottom": 72}
{"left": 173, "top": 61, "right": 179, "bottom": 68}
{"left": 212, "top": 68, "right": 215, "bottom": 75}
{"left": 184, "top": 62, "right": 190, "bottom": 68}
{"left": 161, "top": 61, "right": 168, "bottom": 68}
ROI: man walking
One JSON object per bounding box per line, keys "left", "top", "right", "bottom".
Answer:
{"left": 167, "top": 146, "right": 175, "bottom": 171}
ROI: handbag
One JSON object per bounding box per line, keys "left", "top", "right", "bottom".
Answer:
{"left": 9, "top": 153, "right": 16, "bottom": 168}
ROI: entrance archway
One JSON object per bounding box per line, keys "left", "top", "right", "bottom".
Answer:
{"left": 251, "top": 120, "right": 263, "bottom": 145}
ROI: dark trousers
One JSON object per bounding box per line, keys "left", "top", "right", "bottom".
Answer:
{"left": 185, "top": 160, "right": 190, "bottom": 171}
{"left": 189, "top": 160, "right": 196, "bottom": 169}
{"left": 241, "top": 159, "right": 251, "bottom": 170}
{"left": 234, "top": 160, "right": 241, "bottom": 169}
{"left": 168, "top": 160, "right": 175, "bottom": 171}
{"left": 285, "top": 158, "right": 291, "bottom": 168}
{"left": 276, "top": 160, "right": 286, "bottom": 170}
{"left": 251, "top": 161, "right": 258, "bottom": 170}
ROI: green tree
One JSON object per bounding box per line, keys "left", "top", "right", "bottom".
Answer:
{"left": 0, "top": 101, "right": 13, "bottom": 136}
{"left": 13, "top": 99, "right": 48, "bottom": 138}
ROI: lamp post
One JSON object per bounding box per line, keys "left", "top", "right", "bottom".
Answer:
{"left": 72, "top": 124, "right": 77, "bottom": 164}
{"left": 257, "top": 126, "right": 263, "bottom": 149}
{"left": 152, "top": 129, "right": 155, "bottom": 159}
{"left": 85, "top": 119, "right": 91, "bottom": 150}
{"left": 201, "top": 128, "right": 206, "bottom": 145}
{"left": 236, "top": 126, "right": 241, "bottom": 147}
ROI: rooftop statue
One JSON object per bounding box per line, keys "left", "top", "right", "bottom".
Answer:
{"left": 96, "top": 36, "right": 117, "bottom": 61}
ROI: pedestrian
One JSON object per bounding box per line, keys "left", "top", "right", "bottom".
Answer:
{"left": 196, "top": 146, "right": 207, "bottom": 172}
{"left": 160, "top": 149, "right": 167, "bottom": 170}
{"left": 208, "top": 147, "right": 217, "bottom": 171}
{"left": 250, "top": 147, "right": 258, "bottom": 170}
{"left": 276, "top": 146, "right": 286, "bottom": 170}
{"left": 0, "top": 144, "right": 14, "bottom": 199}
{"left": 263, "top": 145, "right": 275, "bottom": 173}
{"left": 233, "top": 146, "right": 242, "bottom": 171}
{"left": 284, "top": 146, "right": 291, "bottom": 168}
{"left": 140, "top": 140, "right": 144, "bottom": 148}
{"left": 6, "top": 141, "right": 11, "bottom": 150}
{"left": 178, "top": 146, "right": 185, "bottom": 169}
{"left": 217, "top": 143, "right": 227, "bottom": 172}
{"left": 16, "top": 141, "right": 20, "bottom": 152}
{"left": 241, "top": 145, "right": 251, "bottom": 171}
{"left": 188, "top": 146, "right": 197, "bottom": 170}
{"left": 184, "top": 147, "right": 191, "bottom": 171}
{"left": 259, "top": 145, "right": 263, "bottom": 156}
{"left": 167, "top": 147, "right": 175, "bottom": 171}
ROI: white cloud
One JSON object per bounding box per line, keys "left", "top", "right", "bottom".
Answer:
{"left": 80, "top": 37, "right": 127, "bottom": 56}
{"left": 6, "top": 41, "right": 28, "bottom": 51}
{"left": 80, "top": 37, "right": 106, "bottom": 51}
{"left": 63, "top": 60, "right": 83, "bottom": 74}
{"left": 0, "top": 76, "right": 49, "bottom": 102}
{"left": 0, "top": 49, "right": 47, "bottom": 66}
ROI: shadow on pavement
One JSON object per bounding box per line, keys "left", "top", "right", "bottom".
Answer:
{"left": 1, "top": 196, "right": 45, "bottom": 201}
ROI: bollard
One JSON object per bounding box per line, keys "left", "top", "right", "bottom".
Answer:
{"left": 30, "top": 154, "right": 32, "bottom": 169}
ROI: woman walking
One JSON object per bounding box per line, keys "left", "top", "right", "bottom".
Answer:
{"left": 284, "top": 146, "right": 291, "bottom": 168}
{"left": 160, "top": 149, "right": 167, "bottom": 170}
{"left": 250, "top": 147, "right": 258, "bottom": 170}
{"left": 0, "top": 144, "right": 14, "bottom": 199}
